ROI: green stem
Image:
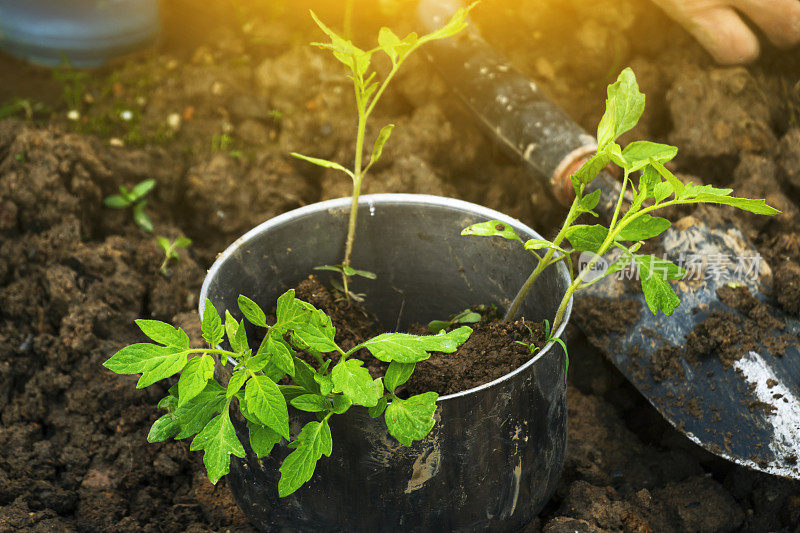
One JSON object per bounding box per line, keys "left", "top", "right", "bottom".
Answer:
{"left": 504, "top": 201, "right": 579, "bottom": 321}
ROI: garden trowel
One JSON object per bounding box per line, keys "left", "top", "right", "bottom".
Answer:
{"left": 418, "top": 0, "right": 800, "bottom": 480}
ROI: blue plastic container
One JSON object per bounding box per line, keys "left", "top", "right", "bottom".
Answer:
{"left": 0, "top": 0, "right": 160, "bottom": 67}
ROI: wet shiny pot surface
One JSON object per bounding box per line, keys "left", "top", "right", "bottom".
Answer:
{"left": 199, "top": 194, "right": 571, "bottom": 532}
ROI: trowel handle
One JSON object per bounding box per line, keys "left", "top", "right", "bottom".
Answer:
{"left": 421, "top": 15, "right": 622, "bottom": 220}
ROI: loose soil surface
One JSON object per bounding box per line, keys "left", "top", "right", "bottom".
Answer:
{"left": 1, "top": 1, "right": 799, "bottom": 532}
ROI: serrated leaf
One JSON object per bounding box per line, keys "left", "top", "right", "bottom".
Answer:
{"left": 178, "top": 354, "right": 215, "bottom": 406}
{"left": 331, "top": 359, "right": 379, "bottom": 407}
{"left": 370, "top": 124, "right": 394, "bottom": 164}
{"left": 248, "top": 421, "right": 282, "bottom": 458}
{"left": 634, "top": 255, "right": 686, "bottom": 316}
{"left": 651, "top": 161, "right": 684, "bottom": 197}
{"left": 273, "top": 290, "right": 312, "bottom": 336}
{"left": 564, "top": 224, "right": 609, "bottom": 253}
{"left": 597, "top": 67, "right": 645, "bottom": 147}
{"left": 238, "top": 295, "right": 267, "bottom": 328}
{"left": 332, "top": 394, "right": 352, "bottom": 414}
{"left": 460, "top": 220, "right": 521, "bottom": 242}
{"left": 291, "top": 357, "right": 320, "bottom": 394}
{"left": 384, "top": 361, "right": 415, "bottom": 392}
{"left": 202, "top": 300, "right": 224, "bottom": 347}
{"left": 148, "top": 413, "right": 180, "bottom": 442}
{"left": 621, "top": 141, "right": 677, "bottom": 171}
{"left": 417, "top": 2, "right": 475, "bottom": 44}
{"left": 135, "top": 319, "right": 190, "bottom": 349}
{"left": 617, "top": 215, "right": 670, "bottom": 241}
{"left": 314, "top": 373, "right": 334, "bottom": 396}
{"left": 358, "top": 326, "right": 472, "bottom": 363}
{"left": 579, "top": 189, "right": 602, "bottom": 213}
{"left": 104, "top": 343, "right": 187, "bottom": 388}
{"left": 368, "top": 397, "right": 388, "bottom": 418}
{"left": 252, "top": 335, "right": 295, "bottom": 376}
{"left": 173, "top": 381, "right": 226, "bottom": 439}
{"left": 290, "top": 394, "right": 331, "bottom": 413}
{"left": 689, "top": 194, "right": 780, "bottom": 215}
{"left": 225, "top": 312, "right": 249, "bottom": 354}
{"left": 277, "top": 419, "right": 332, "bottom": 497}
{"left": 245, "top": 375, "right": 289, "bottom": 439}
{"left": 226, "top": 369, "right": 249, "bottom": 399}
{"left": 385, "top": 392, "right": 438, "bottom": 446}
{"left": 279, "top": 385, "right": 307, "bottom": 403}
{"left": 378, "top": 27, "right": 401, "bottom": 62}
{"left": 190, "top": 410, "right": 245, "bottom": 484}
{"left": 292, "top": 309, "right": 338, "bottom": 353}
{"left": 572, "top": 152, "right": 610, "bottom": 187}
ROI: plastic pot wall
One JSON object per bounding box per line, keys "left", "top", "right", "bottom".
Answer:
{"left": 199, "top": 194, "right": 572, "bottom": 532}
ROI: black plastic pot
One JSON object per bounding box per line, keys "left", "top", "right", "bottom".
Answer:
{"left": 199, "top": 194, "right": 572, "bottom": 532}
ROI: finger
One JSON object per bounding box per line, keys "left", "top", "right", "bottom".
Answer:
{"left": 734, "top": 0, "right": 800, "bottom": 47}
{"left": 683, "top": 6, "right": 761, "bottom": 64}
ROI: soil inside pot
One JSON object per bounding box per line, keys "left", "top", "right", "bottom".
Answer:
{"left": 291, "top": 275, "right": 546, "bottom": 396}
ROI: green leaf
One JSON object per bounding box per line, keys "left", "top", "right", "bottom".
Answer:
{"left": 617, "top": 214, "right": 671, "bottom": 241}
{"left": 132, "top": 202, "right": 153, "bottom": 233}
{"left": 384, "top": 361, "right": 415, "bottom": 392}
{"left": 277, "top": 419, "right": 333, "bottom": 497}
{"left": 148, "top": 413, "right": 180, "bottom": 442}
{"left": 651, "top": 161, "right": 685, "bottom": 198}
{"left": 291, "top": 357, "right": 320, "bottom": 394}
{"left": 131, "top": 179, "right": 156, "bottom": 200}
{"left": 290, "top": 394, "right": 331, "bottom": 413}
{"left": 689, "top": 194, "right": 779, "bottom": 215}
{"left": 331, "top": 394, "right": 352, "bottom": 414}
{"left": 634, "top": 255, "right": 686, "bottom": 316}
{"left": 226, "top": 369, "right": 249, "bottom": 399}
{"left": 135, "top": 319, "right": 190, "bottom": 349}
{"left": 572, "top": 152, "right": 610, "bottom": 187}
{"left": 279, "top": 385, "right": 308, "bottom": 403}
{"left": 460, "top": 220, "right": 522, "bottom": 242}
{"left": 178, "top": 354, "right": 215, "bottom": 406}
{"left": 331, "top": 359, "right": 380, "bottom": 407}
{"left": 293, "top": 309, "right": 339, "bottom": 353}
{"left": 309, "top": 11, "right": 372, "bottom": 76}
{"left": 314, "top": 373, "right": 334, "bottom": 396}
{"left": 342, "top": 265, "right": 377, "bottom": 279}
{"left": 358, "top": 326, "right": 472, "bottom": 363}
{"left": 523, "top": 239, "right": 566, "bottom": 253}
{"left": 385, "top": 392, "right": 439, "bottom": 446}
{"left": 458, "top": 312, "right": 482, "bottom": 324}
{"left": 252, "top": 336, "right": 295, "bottom": 377}
{"left": 290, "top": 152, "right": 354, "bottom": 179}
{"left": 417, "top": 2, "right": 476, "bottom": 44}
{"left": 202, "top": 300, "right": 224, "bottom": 347}
{"left": 173, "top": 381, "right": 226, "bottom": 439}
{"left": 104, "top": 194, "right": 131, "bottom": 208}
{"left": 245, "top": 375, "right": 290, "bottom": 439}
{"left": 620, "top": 141, "right": 677, "bottom": 171}
{"left": 190, "top": 410, "right": 245, "bottom": 484}
{"left": 378, "top": 27, "right": 401, "bottom": 62}
{"left": 248, "top": 421, "right": 282, "bottom": 458}
{"left": 579, "top": 189, "right": 602, "bottom": 213}
{"left": 238, "top": 295, "right": 267, "bottom": 328}
{"left": 226, "top": 312, "right": 249, "bottom": 354}
{"left": 273, "top": 290, "right": 311, "bottom": 336}
{"left": 427, "top": 320, "right": 450, "bottom": 334}
{"left": 565, "top": 224, "right": 609, "bottom": 253}
{"left": 174, "top": 236, "right": 192, "bottom": 248}
{"left": 368, "top": 397, "right": 388, "bottom": 418}
{"left": 103, "top": 343, "right": 187, "bottom": 388}
{"left": 597, "top": 67, "right": 645, "bottom": 147}
{"left": 370, "top": 124, "right": 394, "bottom": 164}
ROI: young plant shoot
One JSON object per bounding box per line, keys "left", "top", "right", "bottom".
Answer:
{"left": 292, "top": 4, "right": 475, "bottom": 301}
{"left": 463, "top": 68, "right": 779, "bottom": 334}
{"left": 157, "top": 236, "right": 192, "bottom": 275}
{"left": 104, "top": 178, "right": 156, "bottom": 232}
{"left": 104, "top": 290, "right": 471, "bottom": 496}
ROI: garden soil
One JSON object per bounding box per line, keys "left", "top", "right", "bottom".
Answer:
{"left": 1, "top": 0, "right": 799, "bottom": 531}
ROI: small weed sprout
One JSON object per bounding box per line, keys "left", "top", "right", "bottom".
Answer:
{"left": 104, "top": 178, "right": 156, "bottom": 232}
{"left": 104, "top": 291, "right": 472, "bottom": 496}
{"left": 463, "top": 68, "right": 779, "bottom": 336}
{"left": 292, "top": 4, "right": 476, "bottom": 301}
{"left": 157, "top": 236, "right": 192, "bottom": 275}
{"left": 428, "top": 307, "right": 483, "bottom": 334}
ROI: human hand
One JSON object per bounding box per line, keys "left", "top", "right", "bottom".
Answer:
{"left": 651, "top": 0, "right": 800, "bottom": 64}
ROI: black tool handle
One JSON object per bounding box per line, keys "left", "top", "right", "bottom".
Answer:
{"left": 423, "top": 25, "right": 623, "bottom": 220}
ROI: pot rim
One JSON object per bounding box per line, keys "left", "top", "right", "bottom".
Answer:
{"left": 199, "top": 193, "right": 573, "bottom": 403}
